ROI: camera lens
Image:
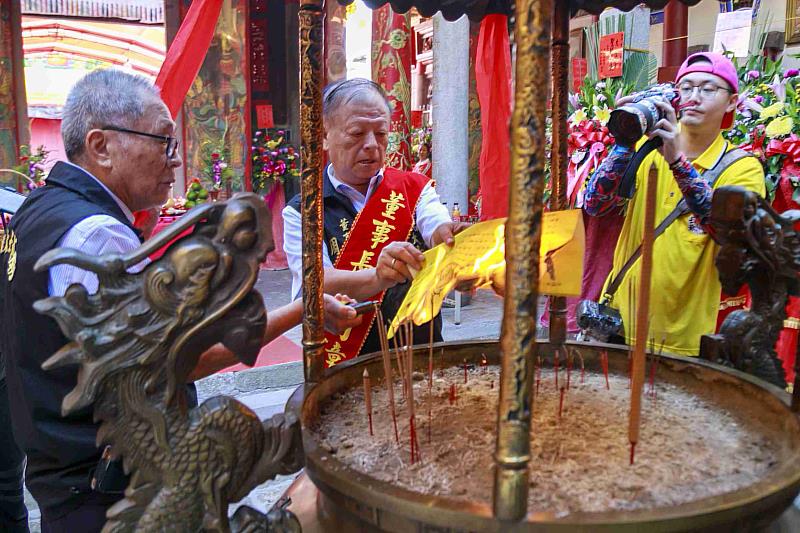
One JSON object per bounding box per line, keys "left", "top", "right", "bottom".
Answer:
{"left": 608, "top": 98, "right": 664, "bottom": 147}
{"left": 608, "top": 109, "right": 645, "bottom": 147}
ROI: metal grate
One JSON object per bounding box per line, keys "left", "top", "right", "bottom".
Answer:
{"left": 21, "top": 0, "right": 164, "bottom": 24}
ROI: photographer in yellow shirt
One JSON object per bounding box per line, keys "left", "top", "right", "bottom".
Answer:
{"left": 584, "top": 53, "right": 765, "bottom": 355}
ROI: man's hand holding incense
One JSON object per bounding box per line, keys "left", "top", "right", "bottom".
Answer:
{"left": 323, "top": 293, "right": 362, "bottom": 334}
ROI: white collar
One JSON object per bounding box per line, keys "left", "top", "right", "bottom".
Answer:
{"left": 327, "top": 166, "right": 385, "bottom": 196}
{"left": 63, "top": 161, "right": 136, "bottom": 224}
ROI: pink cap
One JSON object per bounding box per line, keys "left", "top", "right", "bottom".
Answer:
{"left": 675, "top": 52, "right": 738, "bottom": 129}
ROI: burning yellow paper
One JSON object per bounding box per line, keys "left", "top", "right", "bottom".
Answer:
{"left": 386, "top": 211, "right": 584, "bottom": 339}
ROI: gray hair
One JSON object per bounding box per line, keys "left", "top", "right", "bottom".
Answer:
{"left": 61, "top": 69, "right": 161, "bottom": 161}
{"left": 322, "top": 78, "right": 390, "bottom": 125}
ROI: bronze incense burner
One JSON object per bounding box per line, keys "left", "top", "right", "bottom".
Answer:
{"left": 289, "top": 341, "right": 800, "bottom": 532}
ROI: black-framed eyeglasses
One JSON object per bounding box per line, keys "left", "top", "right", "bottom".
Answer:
{"left": 101, "top": 126, "right": 179, "bottom": 159}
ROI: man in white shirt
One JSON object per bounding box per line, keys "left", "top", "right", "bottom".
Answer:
{"left": 283, "top": 78, "right": 469, "bottom": 366}
{"left": 0, "top": 69, "right": 359, "bottom": 532}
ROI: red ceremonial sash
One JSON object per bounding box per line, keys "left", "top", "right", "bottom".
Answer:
{"left": 323, "top": 169, "right": 429, "bottom": 368}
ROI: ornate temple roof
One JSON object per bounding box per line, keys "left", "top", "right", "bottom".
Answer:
{"left": 21, "top": 0, "right": 164, "bottom": 24}
{"left": 339, "top": 0, "right": 702, "bottom": 22}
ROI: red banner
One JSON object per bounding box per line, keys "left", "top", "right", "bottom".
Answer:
{"left": 475, "top": 14, "right": 512, "bottom": 220}
{"left": 572, "top": 57, "right": 588, "bottom": 92}
{"left": 155, "top": 0, "right": 223, "bottom": 118}
{"left": 599, "top": 32, "right": 624, "bottom": 79}
{"left": 372, "top": 6, "right": 412, "bottom": 170}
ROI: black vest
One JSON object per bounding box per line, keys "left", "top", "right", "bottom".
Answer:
{"left": 0, "top": 162, "right": 142, "bottom": 516}
{"left": 287, "top": 167, "right": 443, "bottom": 355}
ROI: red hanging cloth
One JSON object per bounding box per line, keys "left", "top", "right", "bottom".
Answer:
{"left": 475, "top": 14, "right": 511, "bottom": 220}
{"left": 155, "top": 0, "right": 224, "bottom": 118}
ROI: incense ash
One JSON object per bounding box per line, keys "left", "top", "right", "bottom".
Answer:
{"left": 313, "top": 365, "right": 779, "bottom": 515}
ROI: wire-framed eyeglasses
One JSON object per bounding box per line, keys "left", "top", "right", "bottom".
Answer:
{"left": 101, "top": 126, "right": 179, "bottom": 159}
{"left": 676, "top": 82, "right": 731, "bottom": 100}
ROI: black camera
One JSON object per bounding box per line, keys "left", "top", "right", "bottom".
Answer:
{"left": 607, "top": 83, "right": 679, "bottom": 147}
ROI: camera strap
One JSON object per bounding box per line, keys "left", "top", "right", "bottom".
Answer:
{"left": 601, "top": 145, "right": 752, "bottom": 304}
{"left": 618, "top": 137, "right": 663, "bottom": 199}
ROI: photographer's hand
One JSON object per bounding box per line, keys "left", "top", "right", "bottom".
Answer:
{"left": 649, "top": 100, "right": 682, "bottom": 165}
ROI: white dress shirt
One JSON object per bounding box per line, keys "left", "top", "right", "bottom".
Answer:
{"left": 282, "top": 166, "right": 451, "bottom": 300}
{"left": 48, "top": 162, "right": 147, "bottom": 297}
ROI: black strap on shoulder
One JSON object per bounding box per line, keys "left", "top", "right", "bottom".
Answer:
{"left": 601, "top": 146, "right": 752, "bottom": 303}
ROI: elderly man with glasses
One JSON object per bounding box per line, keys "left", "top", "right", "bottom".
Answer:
{"left": 583, "top": 52, "right": 766, "bottom": 356}
{"left": 0, "top": 69, "right": 361, "bottom": 532}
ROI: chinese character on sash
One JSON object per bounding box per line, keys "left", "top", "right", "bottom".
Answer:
{"left": 380, "top": 191, "right": 406, "bottom": 220}
{"left": 370, "top": 219, "right": 396, "bottom": 249}
{"left": 350, "top": 250, "right": 375, "bottom": 270}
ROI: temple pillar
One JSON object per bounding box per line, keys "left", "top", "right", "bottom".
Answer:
{"left": 325, "top": 0, "right": 347, "bottom": 84}
{"left": 0, "top": 0, "right": 28, "bottom": 177}
{"left": 659, "top": 0, "right": 688, "bottom": 82}
{"left": 372, "top": 6, "right": 412, "bottom": 170}
{"left": 431, "top": 13, "right": 469, "bottom": 211}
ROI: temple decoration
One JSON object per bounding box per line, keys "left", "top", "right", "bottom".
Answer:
{"left": 372, "top": 5, "right": 412, "bottom": 170}
{"left": 182, "top": 0, "right": 250, "bottom": 193}
{"left": 700, "top": 186, "right": 797, "bottom": 388}
{"left": 0, "top": 0, "right": 21, "bottom": 175}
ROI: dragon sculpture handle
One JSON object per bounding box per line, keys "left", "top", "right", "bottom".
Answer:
{"left": 34, "top": 194, "right": 303, "bottom": 532}
{"left": 700, "top": 186, "right": 800, "bottom": 389}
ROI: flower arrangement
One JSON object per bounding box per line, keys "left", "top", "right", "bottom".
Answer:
{"left": 200, "top": 144, "right": 235, "bottom": 192}
{"left": 724, "top": 54, "right": 800, "bottom": 201}
{"left": 250, "top": 129, "right": 299, "bottom": 192}
{"left": 15, "top": 145, "right": 50, "bottom": 190}
{"left": 557, "top": 79, "right": 626, "bottom": 208}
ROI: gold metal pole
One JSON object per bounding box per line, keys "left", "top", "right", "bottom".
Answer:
{"left": 299, "top": 0, "right": 326, "bottom": 382}
{"left": 547, "top": 0, "right": 570, "bottom": 346}
{"left": 493, "top": 0, "right": 551, "bottom": 521}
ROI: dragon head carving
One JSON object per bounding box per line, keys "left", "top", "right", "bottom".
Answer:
{"left": 33, "top": 194, "right": 274, "bottom": 415}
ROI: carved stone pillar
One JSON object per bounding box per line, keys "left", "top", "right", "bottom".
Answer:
{"left": 432, "top": 13, "right": 469, "bottom": 210}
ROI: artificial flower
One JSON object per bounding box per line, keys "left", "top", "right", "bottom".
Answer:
{"left": 765, "top": 115, "right": 793, "bottom": 138}
{"left": 760, "top": 102, "right": 785, "bottom": 119}
{"left": 569, "top": 108, "right": 588, "bottom": 125}
{"left": 593, "top": 106, "right": 611, "bottom": 126}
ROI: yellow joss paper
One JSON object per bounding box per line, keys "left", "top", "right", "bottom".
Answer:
{"left": 538, "top": 209, "right": 585, "bottom": 297}
{"left": 387, "top": 211, "right": 585, "bottom": 338}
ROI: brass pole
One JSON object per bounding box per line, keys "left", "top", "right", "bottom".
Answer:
{"left": 299, "top": 0, "right": 326, "bottom": 383}
{"left": 629, "top": 167, "right": 658, "bottom": 458}
{"left": 493, "top": 0, "right": 551, "bottom": 522}
{"left": 548, "top": 0, "right": 569, "bottom": 347}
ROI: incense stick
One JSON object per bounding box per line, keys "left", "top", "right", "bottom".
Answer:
{"left": 376, "top": 309, "right": 399, "bottom": 443}
{"left": 428, "top": 302, "right": 434, "bottom": 444}
{"left": 392, "top": 332, "right": 407, "bottom": 400}
{"left": 363, "top": 369, "right": 373, "bottom": 436}
{"left": 404, "top": 321, "right": 419, "bottom": 462}
{"left": 629, "top": 167, "right": 658, "bottom": 465}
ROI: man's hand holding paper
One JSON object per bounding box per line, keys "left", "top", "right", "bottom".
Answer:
{"left": 386, "top": 211, "right": 585, "bottom": 338}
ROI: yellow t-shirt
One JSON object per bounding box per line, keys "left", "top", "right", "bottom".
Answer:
{"left": 602, "top": 134, "right": 765, "bottom": 355}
